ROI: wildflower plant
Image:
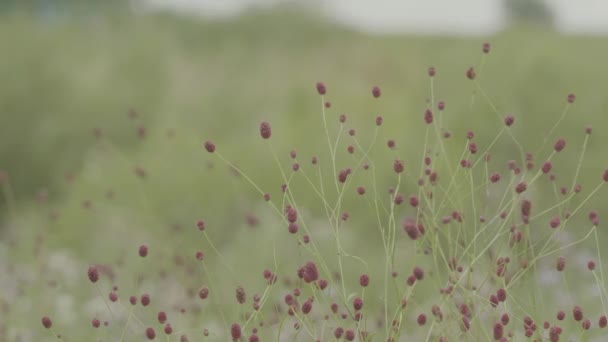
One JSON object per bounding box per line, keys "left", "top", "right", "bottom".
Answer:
{"left": 27, "top": 43, "right": 608, "bottom": 341}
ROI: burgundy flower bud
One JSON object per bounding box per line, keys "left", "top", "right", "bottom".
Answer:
{"left": 139, "top": 245, "right": 148, "bottom": 257}
{"left": 393, "top": 159, "right": 404, "bottom": 174}
{"left": 567, "top": 93, "right": 576, "bottom": 103}
{"left": 204, "top": 141, "right": 215, "bottom": 153}
{"left": 504, "top": 115, "right": 514, "bottom": 127}
{"left": 141, "top": 293, "right": 151, "bottom": 306}
{"left": 358, "top": 274, "right": 370, "bottom": 287}
{"left": 353, "top": 297, "right": 363, "bottom": 311}
{"left": 424, "top": 109, "right": 433, "bottom": 124}
{"left": 88, "top": 265, "right": 99, "bottom": 283}
{"left": 417, "top": 314, "right": 427, "bottom": 326}
{"left": 482, "top": 42, "right": 491, "bottom": 54}
{"left": 493, "top": 322, "right": 503, "bottom": 340}
{"left": 556, "top": 256, "right": 566, "bottom": 271}
{"left": 438, "top": 101, "right": 445, "bottom": 110}
{"left": 231, "top": 323, "right": 242, "bottom": 340}
{"left": 146, "top": 327, "right": 156, "bottom": 340}
{"left": 573, "top": 306, "right": 583, "bottom": 321}
{"left": 466, "top": 67, "right": 476, "bottom": 80}
{"left": 372, "top": 86, "right": 381, "bottom": 98}
{"left": 428, "top": 67, "right": 436, "bottom": 77}
{"left": 41, "top": 316, "right": 52, "bottom": 329}
{"left": 554, "top": 138, "right": 566, "bottom": 152}
{"left": 301, "top": 261, "right": 319, "bottom": 283}
{"left": 259, "top": 121, "right": 272, "bottom": 139}
{"left": 316, "top": 82, "right": 326, "bottom": 95}
{"left": 515, "top": 182, "right": 527, "bottom": 194}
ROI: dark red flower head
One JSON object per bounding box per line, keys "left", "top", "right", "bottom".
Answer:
{"left": 259, "top": 121, "right": 272, "bottom": 139}
{"left": 316, "top": 82, "right": 326, "bottom": 95}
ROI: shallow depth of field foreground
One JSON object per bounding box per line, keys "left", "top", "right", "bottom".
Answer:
{"left": 2, "top": 5, "right": 608, "bottom": 342}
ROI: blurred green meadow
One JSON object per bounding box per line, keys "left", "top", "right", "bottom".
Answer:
{"left": 2, "top": 5, "right": 608, "bottom": 341}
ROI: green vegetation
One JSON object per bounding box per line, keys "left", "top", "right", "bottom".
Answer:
{"left": 2, "top": 8, "right": 608, "bottom": 341}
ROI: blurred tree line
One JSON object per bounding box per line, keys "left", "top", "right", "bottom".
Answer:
{"left": 0, "top": 0, "right": 128, "bottom": 16}
{"left": 504, "top": 0, "right": 554, "bottom": 26}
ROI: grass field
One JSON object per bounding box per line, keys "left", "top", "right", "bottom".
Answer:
{"left": 2, "top": 7, "right": 608, "bottom": 341}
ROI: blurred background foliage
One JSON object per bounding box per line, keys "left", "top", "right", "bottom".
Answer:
{"left": 1, "top": 1, "right": 607, "bottom": 261}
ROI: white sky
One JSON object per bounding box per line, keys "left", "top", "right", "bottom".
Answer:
{"left": 140, "top": 0, "right": 608, "bottom": 35}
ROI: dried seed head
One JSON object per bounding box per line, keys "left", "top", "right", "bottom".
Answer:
{"left": 515, "top": 182, "right": 527, "bottom": 194}
{"left": 259, "top": 121, "right": 272, "bottom": 139}
{"left": 204, "top": 141, "right": 216, "bottom": 153}
{"left": 372, "top": 86, "right": 381, "bottom": 98}
{"left": 490, "top": 172, "right": 501, "bottom": 183}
